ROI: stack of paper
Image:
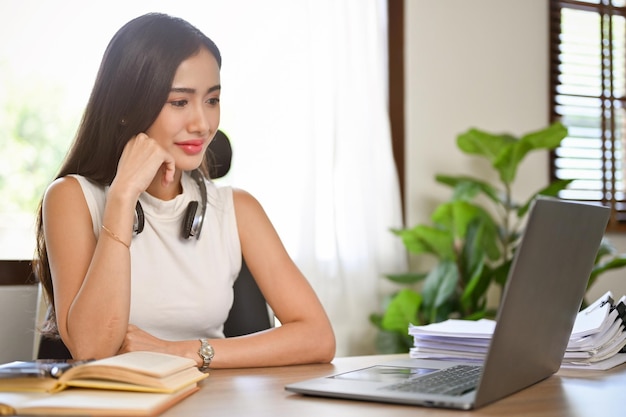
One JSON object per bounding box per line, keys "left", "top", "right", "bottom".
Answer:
{"left": 563, "top": 292, "right": 626, "bottom": 369}
{"left": 408, "top": 292, "right": 626, "bottom": 371}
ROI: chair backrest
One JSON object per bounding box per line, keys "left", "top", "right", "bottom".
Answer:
{"left": 37, "top": 130, "right": 272, "bottom": 359}
{"left": 223, "top": 259, "right": 272, "bottom": 337}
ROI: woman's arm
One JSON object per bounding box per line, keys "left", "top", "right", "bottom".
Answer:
{"left": 117, "top": 188, "right": 336, "bottom": 368}
{"left": 43, "top": 176, "right": 134, "bottom": 359}
{"left": 221, "top": 188, "right": 336, "bottom": 366}
{"left": 43, "top": 134, "right": 176, "bottom": 360}
{"left": 189, "top": 188, "right": 335, "bottom": 367}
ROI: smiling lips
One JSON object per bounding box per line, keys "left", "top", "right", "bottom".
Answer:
{"left": 176, "top": 140, "right": 204, "bottom": 155}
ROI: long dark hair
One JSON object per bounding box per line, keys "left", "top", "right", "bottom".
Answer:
{"left": 35, "top": 13, "right": 222, "bottom": 336}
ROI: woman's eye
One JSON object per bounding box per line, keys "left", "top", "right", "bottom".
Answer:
{"left": 170, "top": 99, "right": 188, "bottom": 107}
{"left": 207, "top": 98, "right": 220, "bottom": 106}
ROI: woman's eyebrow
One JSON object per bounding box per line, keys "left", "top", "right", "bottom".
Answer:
{"left": 170, "top": 85, "right": 221, "bottom": 94}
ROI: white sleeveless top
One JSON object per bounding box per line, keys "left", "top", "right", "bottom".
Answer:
{"left": 70, "top": 172, "right": 241, "bottom": 340}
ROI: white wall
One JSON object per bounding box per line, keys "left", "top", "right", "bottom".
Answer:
{"left": 404, "top": 0, "right": 626, "bottom": 301}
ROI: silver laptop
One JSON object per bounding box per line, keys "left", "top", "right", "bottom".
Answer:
{"left": 286, "top": 198, "right": 610, "bottom": 410}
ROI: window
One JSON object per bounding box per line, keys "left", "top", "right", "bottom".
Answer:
{"left": 549, "top": 0, "right": 626, "bottom": 231}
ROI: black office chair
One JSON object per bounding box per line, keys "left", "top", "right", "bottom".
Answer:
{"left": 38, "top": 130, "right": 272, "bottom": 359}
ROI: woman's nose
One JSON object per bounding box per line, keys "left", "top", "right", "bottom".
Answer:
{"left": 188, "top": 104, "right": 210, "bottom": 135}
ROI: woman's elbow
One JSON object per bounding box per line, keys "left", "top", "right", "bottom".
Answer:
{"left": 67, "top": 337, "right": 121, "bottom": 361}
{"left": 65, "top": 320, "right": 126, "bottom": 360}
{"left": 314, "top": 325, "right": 336, "bottom": 364}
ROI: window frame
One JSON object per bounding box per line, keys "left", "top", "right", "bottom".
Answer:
{"left": 549, "top": 0, "right": 626, "bottom": 232}
{"left": 388, "top": 0, "right": 405, "bottom": 223}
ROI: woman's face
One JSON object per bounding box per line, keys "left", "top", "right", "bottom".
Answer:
{"left": 146, "top": 47, "right": 221, "bottom": 172}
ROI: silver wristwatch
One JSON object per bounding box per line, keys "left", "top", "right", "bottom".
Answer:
{"left": 198, "top": 338, "right": 214, "bottom": 372}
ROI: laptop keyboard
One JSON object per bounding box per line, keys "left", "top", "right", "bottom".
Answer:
{"left": 382, "top": 365, "right": 481, "bottom": 396}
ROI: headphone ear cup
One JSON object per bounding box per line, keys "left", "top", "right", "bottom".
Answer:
{"left": 134, "top": 201, "right": 145, "bottom": 235}
{"left": 181, "top": 201, "right": 199, "bottom": 239}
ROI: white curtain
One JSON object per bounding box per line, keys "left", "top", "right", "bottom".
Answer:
{"left": 215, "top": 0, "right": 407, "bottom": 355}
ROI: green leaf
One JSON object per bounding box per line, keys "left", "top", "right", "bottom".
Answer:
{"left": 457, "top": 128, "right": 515, "bottom": 162}
{"left": 494, "top": 122, "right": 567, "bottom": 184}
{"left": 461, "top": 263, "right": 491, "bottom": 313}
{"left": 436, "top": 174, "right": 502, "bottom": 204}
{"left": 459, "top": 220, "right": 493, "bottom": 313}
{"left": 431, "top": 201, "right": 479, "bottom": 240}
{"left": 493, "top": 140, "right": 533, "bottom": 184}
{"left": 492, "top": 259, "right": 513, "bottom": 287}
{"left": 392, "top": 225, "right": 454, "bottom": 259}
{"left": 477, "top": 213, "right": 501, "bottom": 261}
{"left": 590, "top": 255, "right": 626, "bottom": 282}
{"left": 384, "top": 272, "right": 428, "bottom": 285}
{"left": 381, "top": 289, "right": 422, "bottom": 333}
{"left": 396, "top": 224, "right": 456, "bottom": 259}
{"left": 521, "top": 121, "right": 568, "bottom": 149}
{"left": 464, "top": 310, "right": 488, "bottom": 320}
{"left": 460, "top": 218, "right": 486, "bottom": 280}
{"left": 431, "top": 302, "right": 457, "bottom": 324}
{"left": 369, "top": 313, "right": 383, "bottom": 329}
{"left": 458, "top": 122, "right": 567, "bottom": 186}
{"left": 431, "top": 201, "right": 501, "bottom": 262}
{"left": 421, "top": 261, "right": 458, "bottom": 321}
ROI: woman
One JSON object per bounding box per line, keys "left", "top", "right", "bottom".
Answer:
{"left": 35, "top": 13, "right": 335, "bottom": 369}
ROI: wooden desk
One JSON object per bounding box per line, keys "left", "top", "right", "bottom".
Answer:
{"left": 162, "top": 354, "right": 623, "bottom": 416}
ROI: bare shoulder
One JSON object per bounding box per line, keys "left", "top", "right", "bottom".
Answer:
{"left": 42, "top": 176, "right": 96, "bottom": 272}
{"left": 43, "top": 176, "right": 82, "bottom": 207}
{"left": 43, "top": 176, "right": 89, "bottom": 218}
{"left": 44, "top": 176, "right": 81, "bottom": 197}
{"left": 232, "top": 187, "right": 265, "bottom": 215}
{"left": 231, "top": 188, "right": 277, "bottom": 243}
{"left": 232, "top": 187, "right": 257, "bottom": 203}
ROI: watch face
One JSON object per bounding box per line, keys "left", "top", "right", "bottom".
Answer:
{"left": 200, "top": 340, "right": 214, "bottom": 360}
{"left": 202, "top": 346, "right": 214, "bottom": 358}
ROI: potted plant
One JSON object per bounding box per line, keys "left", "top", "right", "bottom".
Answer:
{"left": 370, "top": 122, "right": 626, "bottom": 353}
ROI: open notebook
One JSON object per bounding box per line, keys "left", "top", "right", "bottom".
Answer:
{"left": 286, "top": 198, "right": 610, "bottom": 410}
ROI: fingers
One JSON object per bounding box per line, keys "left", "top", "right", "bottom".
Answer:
{"left": 161, "top": 157, "right": 176, "bottom": 187}
{"left": 118, "top": 324, "right": 142, "bottom": 353}
{"left": 118, "top": 324, "right": 168, "bottom": 354}
{"left": 114, "top": 134, "right": 176, "bottom": 198}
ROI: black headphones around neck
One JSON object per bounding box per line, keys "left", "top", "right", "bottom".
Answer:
{"left": 133, "top": 169, "right": 208, "bottom": 239}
